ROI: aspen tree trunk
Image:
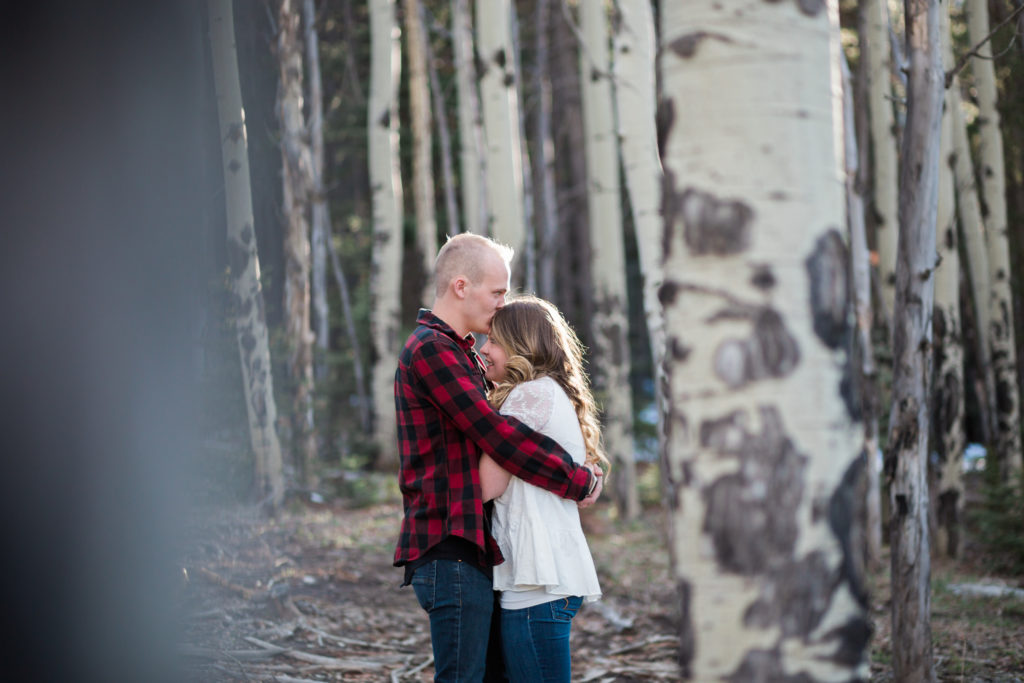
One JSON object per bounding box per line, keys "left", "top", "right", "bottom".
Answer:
{"left": 327, "top": 232, "right": 372, "bottom": 433}
{"left": 278, "top": 0, "right": 318, "bottom": 488}
{"left": 966, "top": 0, "right": 1022, "bottom": 477}
{"left": 887, "top": 1, "right": 941, "bottom": 680}
{"left": 932, "top": 3, "right": 965, "bottom": 559}
{"left": 579, "top": 0, "right": 638, "bottom": 521}
{"left": 208, "top": 0, "right": 284, "bottom": 508}
{"left": 659, "top": 2, "right": 869, "bottom": 679}
{"left": 509, "top": 8, "right": 536, "bottom": 293}
{"left": 303, "top": 0, "right": 329, "bottom": 383}
{"left": 953, "top": 91, "right": 997, "bottom": 447}
{"left": 864, "top": 0, "right": 901, "bottom": 324}
{"left": 452, "top": 0, "right": 487, "bottom": 233}
{"left": 476, "top": 0, "right": 525, "bottom": 256}
{"left": 369, "top": 0, "right": 404, "bottom": 469}
{"left": 405, "top": 0, "right": 437, "bottom": 307}
{"left": 843, "top": 53, "right": 883, "bottom": 571}
{"left": 422, "top": 1, "right": 461, "bottom": 237}
{"left": 532, "top": 0, "right": 559, "bottom": 300}
{"left": 613, "top": 0, "right": 664, "bottom": 371}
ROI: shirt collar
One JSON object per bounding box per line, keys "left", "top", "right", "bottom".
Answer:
{"left": 418, "top": 309, "right": 477, "bottom": 352}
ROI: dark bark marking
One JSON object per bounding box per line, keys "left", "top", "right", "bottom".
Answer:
{"left": 933, "top": 372, "right": 962, "bottom": 462}
{"left": 668, "top": 336, "right": 692, "bottom": 363}
{"left": 795, "top": 0, "right": 825, "bottom": 16}
{"left": 805, "top": 229, "right": 850, "bottom": 350}
{"left": 828, "top": 454, "right": 870, "bottom": 608}
{"left": 228, "top": 239, "right": 250, "bottom": 275}
{"left": 750, "top": 264, "right": 776, "bottom": 291}
{"left": 700, "top": 407, "right": 806, "bottom": 575}
{"left": 492, "top": 48, "right": 506, "bottom": 68}
{"left": 228, "top": 159, "right": 241, "bottom": 173}
{"left": 825, "top": 616, "right": 874, "bottom": 668}
{"left": 944, "top": 227, "right": 955, "bottom": 250}
{"left": 378, "top": 109, "right": 391, "bottom": 128}
{"left": 241, "top": 331, "right": 256, "bottom": 354}
{"left": 503, "top": 73, "right": 515, "bottom": 87}
{"left": 659, "top": 280, "right": 680, "bottom": 306}
{"left": 744, "top": 551, "right": 833, "bottom": 637}
{"left": 667, "top": 31, "right": 733, "bottom": 59}
{"left": 677, "top": 580, "right": 694, "bottom": 678}
{"left": 726, "top": 649, "right": 816, "bottom": 683}
{"left": 657, "top": 98, "right": 674, "bottom": 165}
{"left": 680, "top": 188, "right": 754, "bottom": 256}
{"left": 712, "top": 308, "right": 800, "bottom": 388}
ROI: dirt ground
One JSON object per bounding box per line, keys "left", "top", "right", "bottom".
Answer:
{"left": 177, "top": 499, "right": 1024, "bottom": 681}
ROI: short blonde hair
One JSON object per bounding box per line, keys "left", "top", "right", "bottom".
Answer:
{"left": 433, "top": 233, "right": 514, "bottom": 298}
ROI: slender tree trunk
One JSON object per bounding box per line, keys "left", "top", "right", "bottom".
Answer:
{"left": 278, "top": 0, "right": 318, "bottom": 488}
{"left": 966, "top": 0, "right": 1022, "bottom": 477}
{"left": 659, "top": 2, "right": 869, "bottom": 678}
{"left": 953, "top": 85, "right": 997, "bottom": 447}
{"left": 932, "top": 2, "right": 965, "bottom": 559}
{"left": 886, "top": 1, "right": 941, "bottom": 680}
{"left": 405, "top": 0, "right": 437, "bottom": 307}
{"left": 509, "top": 7, "right": 536, "bottom": 293}
{"left": 844, "top": 52, "right": 883, "bottom": 571}
{"left": 578, "top": 0, "right": 638, "bottom": 521}
{"left": 613, "top": 0, "right": 664, "bottom": 372}
{"left": 208, "top": 0, "right": 284, "bottom": 508}
{"left": 422, "top": 2, "right": 461, "bottom": 238}
{"left": 326, "top": 230, "right": 372, "bottom": 433}
{"left": 864, "top": 0, "right": 901, "bottom": 325}
{"left": 452, "top": 0, "right": 488, "bottom": 233}
{"left": 369, "top": 0, "right": 404, "bottom": 469}
{"left": 476, "top": 0, "right": 525, "bottom": 258}
{"left": 533, "top": 0, "right": 559, "bottom": 300}
{"left": 304, "top": 0, "right": 329, "bottom": 384}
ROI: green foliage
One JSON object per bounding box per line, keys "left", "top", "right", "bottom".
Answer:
{"left": 970, "top": 466, "right": 1024, "bottom": 575}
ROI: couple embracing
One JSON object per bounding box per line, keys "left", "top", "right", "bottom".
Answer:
{"left": 393, "top": 233, "right": 609, "bottom": 682}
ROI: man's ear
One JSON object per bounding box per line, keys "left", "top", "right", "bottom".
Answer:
{"left": 452, "top": 275, "right": 468, "bottom": 299}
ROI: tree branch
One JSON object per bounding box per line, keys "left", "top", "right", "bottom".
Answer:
{"left": 945, "top": 2, "right": 1024, "bottom": 88}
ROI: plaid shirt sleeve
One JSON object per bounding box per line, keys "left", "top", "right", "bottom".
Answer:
{"left": 414, "top": 337, "right": 594, "bottom": 500}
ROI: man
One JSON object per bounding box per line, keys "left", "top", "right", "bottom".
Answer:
{"left": 393, "top": 233, "right": 603, "bottom": 682}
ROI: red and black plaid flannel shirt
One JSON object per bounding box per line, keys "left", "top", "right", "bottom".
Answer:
{"left": 392, "top": 310, "right": 594, "bottom": 568}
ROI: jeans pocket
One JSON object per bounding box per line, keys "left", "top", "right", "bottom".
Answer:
{"left": 411, "top": 562, "right": 436, "bottom": 612}
{"left": 550, "top": 595, "right": 583, "bottom": 623}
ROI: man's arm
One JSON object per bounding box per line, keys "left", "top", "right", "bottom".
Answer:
{"left": 413, "top": 339, "right": 594, "bottom": 501}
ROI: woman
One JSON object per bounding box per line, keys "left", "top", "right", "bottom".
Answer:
{"left": 478, "top": 296, "right": 609, "bottom": 683}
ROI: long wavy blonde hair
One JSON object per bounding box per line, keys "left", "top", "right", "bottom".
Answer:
{"left": 487, "top": 296, "right": 610, "bottom": 475}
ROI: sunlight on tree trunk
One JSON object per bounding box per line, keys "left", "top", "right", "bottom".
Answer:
{"left": 208, "top": 0, "right": 284, "bottom": 508}
{"left": 659, "top": 2, "right": 869, "bottom": 678}
{"left": 476, "top": 0, "right": 525, "bottom": 260}
{"left": 369, "top": 0, "right": 404, "bottom": 469}
{"left": 452, "top": 0, "right": 487, "bottom": 233}
{"left": 278, "top": 0, "right": 318, "bottom": 489}
{"left": 966, "top": 0, "right": 1022, "bottom": 478}
{"left": 887, "top": 1, "right": 941, "bottom": 680}
{"left": 579, "top": 0, "right": 638, "bottom": 521}
{"left": 405, "top": 0, "right": 437, "bottom": 307}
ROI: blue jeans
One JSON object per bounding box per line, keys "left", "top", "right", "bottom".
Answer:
{"left": 411, "top": 560, "right": 505, "bottom": 682}
{"left": 500, "top": 596, "right": 583, "bottom": 683}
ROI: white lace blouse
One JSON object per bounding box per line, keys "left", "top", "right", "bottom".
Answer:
{"left": 491, "top": 375, "right": 602, "bottom": 609}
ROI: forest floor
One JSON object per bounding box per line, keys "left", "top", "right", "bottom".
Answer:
{"left": 178, "top": 492, "right": 1024, "bottom": 682}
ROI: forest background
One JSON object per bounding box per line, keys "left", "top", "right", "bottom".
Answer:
{"left": 3, "top": 0, "right": 1024, "bottom": 681}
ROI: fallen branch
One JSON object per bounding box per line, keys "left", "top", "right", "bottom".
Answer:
{"left": 196, "top": 567, "right": 256, "bottom": 600}
{"left": 243, "top": 636, "right": 398, "bottom": 671}
{"left": 180, "top": 644, "right": 283, "bottom": 661}
{"left": 608, "top": 634, "right": 676, "bottom": 656}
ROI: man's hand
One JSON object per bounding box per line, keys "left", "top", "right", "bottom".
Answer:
{"left": 578, "top": 463, "right": 604, "bottom": 509}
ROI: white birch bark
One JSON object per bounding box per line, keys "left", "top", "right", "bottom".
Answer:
{"left": 369, "top": 0, "right": 404, "bottom": 469}
{"left": 452, "top": 0, "right": 487, "bottom": 233}
{"left": 887, "top": 0, "right": 941, "bottom": 679}
{"left": 933, "top": 3, "right": 964, "bottom": 559}
{"left": 476, "top": 0, "right": 525, "bottom": 255}
{"left": 863, "top": 0, "right": 900, "bottom": 324}
{"left": 303, "top": 0, "right": 329, "bottom": 382}
{"left": 405, "top": 0, "right": 437, "bottom": 307}
{"left": 952, "top": 88, "right": 997, "bottom": 447}
{"left": 843, "top": 52, "right": 883, "bottom": 572}
{"left": 532, "top": 0, "right": 559, "bottom": 299}
{"left": 613, "top": 0, "right": 664, "bottom": 374}
{"left": 966, "top": 0, "right": 1022, "bottom": 476}
{"left": 579, "top": 0, "right": 638, "bottom": 521}
{"left": 659, "top": 2, "right": 869, "bottom": 678}
{"left": 278, "top": 0, "right": 318, "bottom": 487}
{"left": 208, "top": 0, "right": 284, "bottom": 507}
